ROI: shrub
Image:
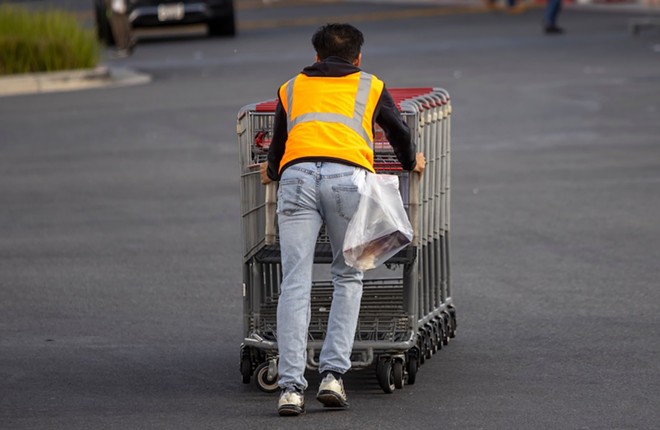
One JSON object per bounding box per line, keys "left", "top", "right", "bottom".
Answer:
{"left": 0, "top": 4, "right": 100, "bottom": 75}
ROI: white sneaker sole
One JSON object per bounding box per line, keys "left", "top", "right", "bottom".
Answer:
{"left": 317, "top": 390, "right": 349, "bottom": 408}
{"left": 278, "top": 404, "right": 305, "bottom": 416}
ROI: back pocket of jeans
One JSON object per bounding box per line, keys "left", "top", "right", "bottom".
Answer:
{"left": 277, "top": 178, "right": 304, "bottom": 215}
{"left": 332, "top": 184, "right": 360, "bottom": 221}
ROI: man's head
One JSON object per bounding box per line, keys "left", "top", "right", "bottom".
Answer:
{"left": 312, "top": 23, "right": 364, "bottom": 65}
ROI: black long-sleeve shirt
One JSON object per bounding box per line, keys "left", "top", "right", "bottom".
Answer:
{"left": 267, "top": 56, "right": 416, "bottom": 181}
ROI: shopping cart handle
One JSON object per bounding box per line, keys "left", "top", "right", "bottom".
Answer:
{"left": 265, "top": 182, "right": 277, "bottom": 245}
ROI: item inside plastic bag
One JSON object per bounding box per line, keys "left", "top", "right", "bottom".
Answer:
{"left": 343, "top": 170, "right": 413, "bottom": 271}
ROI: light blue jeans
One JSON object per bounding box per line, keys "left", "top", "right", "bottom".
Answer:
{"left": 276, "top": 162, "right": 365, "bottom": 391}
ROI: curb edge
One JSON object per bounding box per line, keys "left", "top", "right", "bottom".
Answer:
{"left": 0, "top": 66, "right": 152, "bottom": 98}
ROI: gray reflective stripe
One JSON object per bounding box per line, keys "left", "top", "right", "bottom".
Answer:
{"left": 285, "top": 76, "right": 296, "bottom": 126}
{"left": 353, "top": 71, "right": 372, "bottom": 123}
{"left": 284, "top": 72, "right": 374, "bottom": 147}
{"left": 291, "top": 112, "right": 372, "bottom": 144}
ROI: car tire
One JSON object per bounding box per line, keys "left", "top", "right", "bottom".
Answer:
{"left": 208, "top": 14, "right": 236, "bottom": 37}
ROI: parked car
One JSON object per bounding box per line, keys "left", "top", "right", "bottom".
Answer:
{"left": 94, "top": 0, "right": 236, "bottom": 45}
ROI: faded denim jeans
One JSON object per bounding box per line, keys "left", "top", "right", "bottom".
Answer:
{"left": 276, "top": 162, "right": 364, "bottom": 391}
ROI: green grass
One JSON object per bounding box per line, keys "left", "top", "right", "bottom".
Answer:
{"left": 0, "top": 4, "right": 100, "bottom": 75}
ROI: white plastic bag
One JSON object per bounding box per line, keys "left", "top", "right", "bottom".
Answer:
{"left": 343, "top": 170, "right": 413, "bottom": 271}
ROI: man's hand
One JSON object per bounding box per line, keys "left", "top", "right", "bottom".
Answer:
{"left": 259, "top": 162, "right": 272, "bottom": 185}
{"left": 412, "top": 152, "right": 426, "bottom": 174}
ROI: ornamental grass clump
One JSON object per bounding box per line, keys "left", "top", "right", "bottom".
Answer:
{"left": 0, "top": 4, "right": 100, "bottom": 75}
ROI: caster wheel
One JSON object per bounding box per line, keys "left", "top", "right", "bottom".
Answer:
{"left": 376, "top": 358, "right": 395, "bottom": 394}
{"left": 417, "top": 337, "right": 426, "bottom": 365}
{"left": 393, "top": 360, "right": 404, "bottom": 389}
{"left": 429, "top": 325, "right": 438, "bottom": 353}
{"left": 407, "top": 354, "right": 418, "bottom": 385}
{"left": 433, "top": 320, "right": 443, "bottom": 351}
{"left": 254, "top": 362, "right": 279, "bottom": 393}
{"left": 441, "top": 313, "right": 450, "bottom": 346}
{"left": 448, "top": 306, "right": 457, "bottom": 338}
{"left": 424, "top": 332, "right": 433, "bottom": 359}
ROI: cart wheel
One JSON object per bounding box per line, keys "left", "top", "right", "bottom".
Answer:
{"left": 254, "top": 362, "right": 279, "bottom": 393}
{"left": 376, "top": 358, "right": 395, "bottom": 394}
{"left": 423, "top": 332, "right": 433, "bottom": 359}
{"left": 445, "top": 313, "right": 454, "bottom": 341}
{"left": 419, "top": 333, "right": 428, "bottom": 363}
{"left": 433, "top": 321, "right": 442, "bottom": 351}
{"left": 406, "top": 354, "right": 418, "bottom": 385}
{"left": 429, "top": 325, "right": 438, "bottom": 353}
{"left": 441, "top": 313, "right": 450, "bottom": 346}
{"left": 240, "top": 355, "right": 252, "bottom": 384}
{"left": 448, "top": 306, "right": 457, "bottom": 338}
{"left": 393, "top": 360, "right": 404, "bottom": 389}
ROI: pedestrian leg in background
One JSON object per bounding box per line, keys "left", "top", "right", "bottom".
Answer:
{"left": 485, "top": 0, "right": 530, "bottom": 13}
{"left": 630, "top": 0, "right": 660, "bottom": 36}
{"left": 106, "top": 0, "right": 135, "bottom": 56}
{"left": 543, "top": 0, "right": 564, "bottom": 35}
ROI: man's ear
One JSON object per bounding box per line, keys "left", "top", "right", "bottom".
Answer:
{"left": 316, "top": 54, "right": 321, "bottom": 62}
{"left": 353, "top": 53, "right": 362, "bottom": 67}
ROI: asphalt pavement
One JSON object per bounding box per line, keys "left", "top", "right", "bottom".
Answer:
{"left": 1, "top": 0, "right": 658, "bottom": 97}
{"left": 1, "top": 2, "right": 660, "bottom": 430}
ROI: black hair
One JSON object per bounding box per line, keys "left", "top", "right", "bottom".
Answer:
{"left": 311, "top": 23, "right": 364, "bottom": 62}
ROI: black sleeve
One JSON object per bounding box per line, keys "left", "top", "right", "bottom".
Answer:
{"left": 374, "top": 86, "right": 417, "bottom": 171}
{"left": 266, "top": 96, "right": 288, "bottom": 181}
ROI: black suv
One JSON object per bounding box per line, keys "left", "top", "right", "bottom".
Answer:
{"left": 95, "top": 0, "right": 236, "bottom": 45}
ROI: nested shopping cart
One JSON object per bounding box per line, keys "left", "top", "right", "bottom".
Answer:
{"left": 237, "top": 87, "right": 456, "bottom": 394}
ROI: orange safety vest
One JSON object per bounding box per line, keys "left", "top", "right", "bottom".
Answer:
{"left": 278, "top": 71, "right": 384, "bottom": 174}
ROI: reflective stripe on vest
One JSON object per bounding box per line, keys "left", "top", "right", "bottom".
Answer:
{"left": 284, "top": 72, "right": 375, "bottom": 148}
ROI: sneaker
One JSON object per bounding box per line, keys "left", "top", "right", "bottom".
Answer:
{"left": 113, "top": 48, "right": 131, "bottom": 58}
{"left": 544, "top": 25, "right": 565, "bottom": 35}
{"left": 278, "top": 387, "right": 305, "bottom": 416}
{"left": 316, "top": 373, "right": 349, "bottom": 408}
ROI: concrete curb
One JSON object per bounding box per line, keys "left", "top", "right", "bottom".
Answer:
{"left": 0, "top": 66, "right": 151, "bottom": 98}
